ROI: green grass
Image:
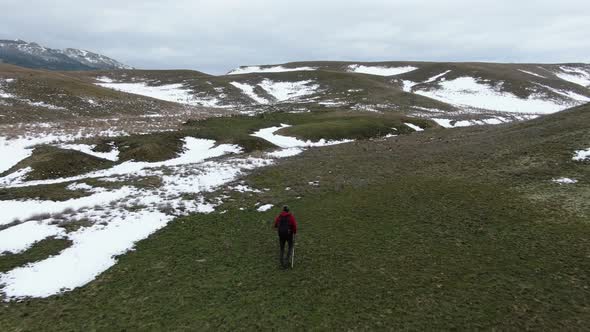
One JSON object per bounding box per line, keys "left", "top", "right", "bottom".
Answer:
{"left": 5, "top": 145, "right": 115, "bottom": 181}
{"left": 109, "top": 132, "right": 188, "bottom": 162}
{"left": 277, "top": 116, "right": 430, "bottom": 140}
{"left": 223, "top": 69, "right": 457, "bottom": 112}
{"left": 184, "top": 110, "right": 434, "bottom": 150}
{"left": 0, "top": 182, "right": 91, "bottom": 202}
{"left": 0, "top": 237, "right": 72, "bottom": 273}
{"left": 0, "top": 64, "right": 188, "bottom": 124}
{"left": 1, "top": 105, "right": 589, "bottom": 330}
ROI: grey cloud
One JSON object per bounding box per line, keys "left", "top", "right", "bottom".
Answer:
{"left": 1, "top": 0, "right": 588, "bottom": 74}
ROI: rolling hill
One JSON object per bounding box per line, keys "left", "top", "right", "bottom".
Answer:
{"left": 0, "top": 57, "right": 589, "bottom": 329}
{"left": 0, "top": 39, "right": 132, "bottom": 71}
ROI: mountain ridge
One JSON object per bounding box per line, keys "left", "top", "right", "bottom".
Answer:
{"left": 0, "top": 39, "right": 132, "bottom": 71}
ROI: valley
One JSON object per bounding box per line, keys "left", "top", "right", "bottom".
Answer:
{"left": 0, "top": 58, "right": 589, "bottom": 329}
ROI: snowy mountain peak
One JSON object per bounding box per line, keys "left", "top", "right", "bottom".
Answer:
{"left": 0, "top": 39, "right": 132, "bottom": 71}
{"left": 62, "top": 48, "right": 132, "bottom": 70}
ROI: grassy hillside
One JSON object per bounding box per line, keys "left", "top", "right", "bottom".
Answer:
{"left": 1, "top": 104, "right": 588, "bottom": 330}
{"left": 57, "top": 60, "right": 590, "bottom": 123}
{"left": 232, "top": 60, "right": 590, "bottom": 102}
{"left": 0, "top": 111, "right": 432, "bottom": 183}
{"left": 0, "top": 64, "right": 195, "bottom": 124}
{"left": 223, "top": 69, "right": 457, "bottom": 112}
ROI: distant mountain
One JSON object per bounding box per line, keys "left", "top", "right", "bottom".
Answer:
{"left": 0, "top": 39, "right": 132, "bottom": 71}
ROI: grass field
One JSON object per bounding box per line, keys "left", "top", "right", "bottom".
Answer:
{"left": 2, "top": 111, "right": 432, "bottom": 183}
{"left": 0, "top": 103, "right": 588, "bottom": 329}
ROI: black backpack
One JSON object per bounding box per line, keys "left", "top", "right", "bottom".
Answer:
{"left": 278, "top": 214, "right": 291, "bottom": 235}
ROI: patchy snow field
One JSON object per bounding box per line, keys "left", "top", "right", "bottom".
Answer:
{"left": 230, "top": 82, "right": 269, "bottom": 104}
{"left": 348, "top": 65, "right": 417, "bottom": 76}
{"left": 0, "top": 125, "right": 354, "bottom": 300}
{"left": 404, "top": 123, "right": 424, "bottom": 132}
{"left": 413, "top": 77, "right": 580, "bottom": 114}
{"left": 0, "top": 78, "right": 16, "bottom": 99}
{"left": 0, "top": 221, "right": 65, "bottom": 254}
{"left": 431, "top": 116, "right": 539, "bottom": 128}
{"left": 59, "top": 143, "right": 120, "bottom": 161}
{"left": 96, "top": 81, "right": 224, "bottom": 107}
{"left": 230, "top": 80, "right": 319, "bottom": 104}
{"left": 251, "top": 124, "right": 353, "bottom": 149}
{"left": 257, "top": 204, "right": 274, "bottom": 212}
{"left": 227, "top": 66, "right": 316, "bottom": 75}
{"left": 0, "top": 78, "right": 66, "bottom": 110}
{"left": 518, "top": 69, "right": 546, "bottom": 78}
{"left": 259, "top": 79, "right": 319, "bottom": 102}
{"left": 554, "top": 66, "right": 590, "bottom": 87}
{"left": 573, "top": 148, "right": 590, "bottom": 161}
{"left": 0, "top": 133, "right": 111, "bottom": 174}
{"left": 552, "top": 177, "right": 578, "bottom": 184}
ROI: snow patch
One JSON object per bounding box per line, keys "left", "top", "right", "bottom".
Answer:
{"left": 59, "top": 143, "right": 120, "bottom": 161}
{"left": 518, "top": 70, "right": 546, "bottom": 78}
{"left": 0, "top": 134, "right": 91, "bottom": 174}
{"left": 424, "top": 70, "right": 451, "bottom": 83}
{"left": 404, "top": 123, "right": 424, "bottom": 132}
{"left": 258, "top": 79, "right": 319, "bottom": 102}
{"left": 97, "top": 82, "right": 224, "bottom": 107}
{"left": 0, "top": 210, "right": 170, "bottom": 298}
{"left": 257, "top": 204, "right": 273, "bottom": 212}
{"left": 230, "top": 82, "right": 268, "bottom": 104}
{"left": 266, "top": 147, "right": 304, "bottom": 158}
{"left": 554, "top": 66, "right": 590, "bottom": 87}
{"left": 230, "top": 184, "right": 261, "bottom": 193}
{"left": 1, "top": 138, "right": 242, "bottom": 188}
{"left": 0, "top": 78, "right": 16, "bottom": 99}
{"left": 66, "top": 182, "right": 94, "bottom": 191}
{"left": 252, "top": 124, "right": 353, "bottom": 148}
{"left": 432, "top": 117, "right": 514, "bottom": 128}
{"left": 573, "top": 148, "right": 590, "bottom": 161}
{"left": 0, "top": 187, "right": 137, "bottom": 226}
{"left": 414, "top": 76, "right": 576, "bottom": 114}
{"left": 552, "top": 177, "right": 578, "bottom": 184}
{"left": 536, "top": 84, "right": 590, "bottom": 103}
{"left": 95, "top": 76, "right": 115, "bottom": 83}
{"left": 228, "top": 66, "right": 316, "bottom": 75}
{"left": 348, "top": 65, "right": 417, "bottom": 76}
{"left": 0, "top": 221, "right": 65, "bottom": 255}
{"left": 402, "top": 80, "right": 417, "bottom": 92}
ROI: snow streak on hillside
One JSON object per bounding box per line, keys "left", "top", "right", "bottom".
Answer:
{"left": 228, "top": 65, "right": 316, "bottom": 75}
{"left": 554, "top": 66, "right": 590, "bottom": 87}
{"left": 348, "top": 64, "right": 417, "bottom": 76}
{"left": 0, "top": 39, "right": 131, "bottom": 70}
{"left": 252, "top": 124, "right": 353, "bottom": 148}
{"left": 0, "top": 126, "right": 355, "bottom": 300}
{"left": 231, "top": 80, "right": 319, "bottom": 104}
{"left": 409, "top": 76, "right": 585, "bottom": 114}
{"left": 259, "top": 79, "right": 319, "bottom": 102}
{"left": 230, "top": 82, "right": 269, "bottom": 104}
{"left": 96, "top": 81, "right": 223, "bottom": 107}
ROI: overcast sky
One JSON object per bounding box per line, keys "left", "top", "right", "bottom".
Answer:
{"left": 1, "top": 0, "right": 588, "bottom": 74}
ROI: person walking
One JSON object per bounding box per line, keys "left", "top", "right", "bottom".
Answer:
{"left": 273, "top": 205, "right": 298, "bottom": 268}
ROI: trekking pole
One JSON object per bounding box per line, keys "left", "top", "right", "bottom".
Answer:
{"left": 291, "top": 234, "right": 296, "bottom": 268}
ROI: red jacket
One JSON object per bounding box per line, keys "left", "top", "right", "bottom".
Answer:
{"left": 274, "top": 211, "right": 297, "bottom": 234}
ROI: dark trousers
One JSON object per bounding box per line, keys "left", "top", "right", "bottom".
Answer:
{"left": 278, "top": 232, "right": 294, "bottom": 267}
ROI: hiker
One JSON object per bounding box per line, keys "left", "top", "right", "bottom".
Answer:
{"left": 273, "top": 205, "right": 298, "bottom": 268}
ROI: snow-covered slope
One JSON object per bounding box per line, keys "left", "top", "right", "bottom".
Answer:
{"left": 0, "top": 39, "right": 131, "bottom": 70}
{"left": 347, "top": 64, "right": 417, "bottom": 76}
{"left": 553, "top": 65, "right": 590, "bottom": 88}
{"left": 227, "top": 65, "right": 316, "bottom": 75}
{"left": 62, "top": 48, "right": 131, "bottom": 70}
{"left": 408, "top": 76, "right": 586, "bottom": 114}
{"left": 395, "top": 63, "right": 590, "bottom": 115}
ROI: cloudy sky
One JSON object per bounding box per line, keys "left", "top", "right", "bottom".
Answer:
{"left": 1, "top": 0, "right": 588, "bottom": 74}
